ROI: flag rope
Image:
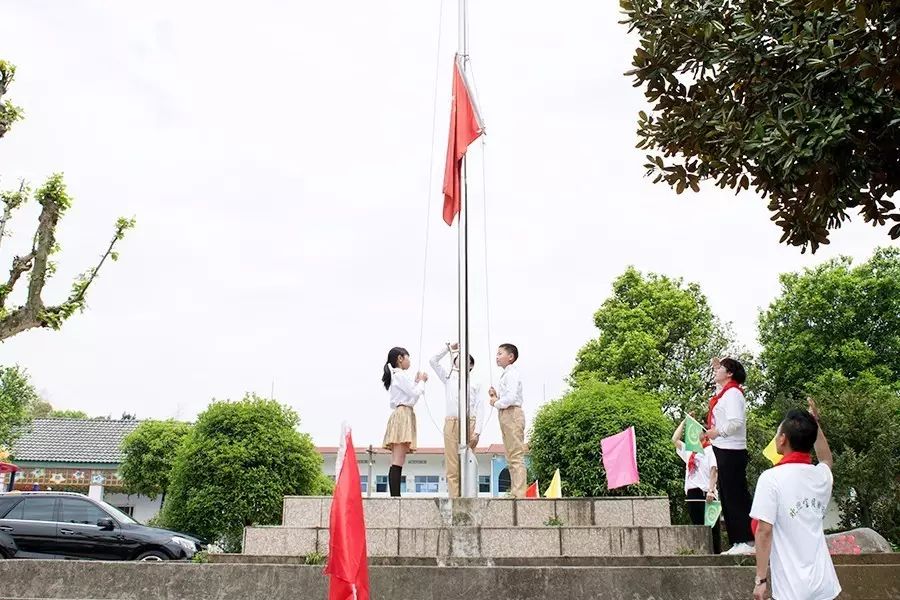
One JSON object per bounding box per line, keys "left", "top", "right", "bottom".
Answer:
{"left": 414, "top": 0, "right": 447, "bottom": 437}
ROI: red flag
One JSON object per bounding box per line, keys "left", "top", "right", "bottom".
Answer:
{"left": 324, "top": 427, "right": 369, "bottom": 600}
{"left": 525, "top": 480, "right": 539, "bottom": 498}
{"left": 442, "top": 58, "right": 483, "bottom": 226}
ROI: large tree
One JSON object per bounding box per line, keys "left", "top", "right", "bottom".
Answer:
{"left": 807, "top": 370, "right": 900, "bottom": 545}
{"left": 0, "top": 365, "right": 39, "bottom": 450}
{"left": 160, "top": 395, "right": 332, "bottom": 552}
{"left": 758, "top": 246, "right": 900, "bottom": 403}
{"left": 120, "top": 420, "right": 192, "bottom": 503}
{"left": 0, "top": 60, "right": 134, "bottom": 340}
{"left": 572, "top": 267, "right": 732, "bottom": 417}
{"left": 620, "top": 0, "right": 900, "bottom": 252}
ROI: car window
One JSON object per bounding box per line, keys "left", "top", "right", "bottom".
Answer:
{"left": 4, "top": 497, "right": 56, "bottom": 521}
{"left": 59, "top": 498, "right": 110, "bottom": 525}
{"left": 0, "top": 496, "right": 22, "bottom": 518}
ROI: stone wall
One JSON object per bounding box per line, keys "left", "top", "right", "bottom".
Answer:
{"left": 0, "top": 559, "right": 898, "bottom": 600}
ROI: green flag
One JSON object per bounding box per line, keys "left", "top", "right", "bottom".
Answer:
{"left": 683, "top": 415, "right": 705, "bottom": 452}
{"left": 704, "top": 501, "right": 722, "bottom": 527}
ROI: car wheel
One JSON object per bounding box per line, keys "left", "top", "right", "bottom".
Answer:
{"left": 136, "top": 550, "right": 168, "bottom": 561}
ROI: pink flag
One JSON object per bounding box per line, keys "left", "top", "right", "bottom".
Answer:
{"left": 600, "top": 426, "right": 640, "bottom": 489}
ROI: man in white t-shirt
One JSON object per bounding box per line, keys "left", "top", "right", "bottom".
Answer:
{"left": 750, "top": 400, "right": 840, "bottom": 600}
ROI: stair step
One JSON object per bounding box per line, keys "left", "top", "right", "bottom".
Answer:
{"left": 281, "top": 496, "right": 670, "bottom": 528}
{"left": 243, "top": 525, "right": 710, "bottom": 558}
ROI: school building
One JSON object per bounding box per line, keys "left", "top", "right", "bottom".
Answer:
{"left": 318, "top": 444, "right": 528, "bottom": 497}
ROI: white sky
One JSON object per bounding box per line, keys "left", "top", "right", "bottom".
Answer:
{"left": 0, "top": 1, "right": 894, "bottom": 448}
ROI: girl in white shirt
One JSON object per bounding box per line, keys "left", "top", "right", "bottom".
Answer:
{"left": 381, "top": 346, "right": 427, "bottom": 497}
{"left": 672, "top": 418, "right": 722, "bottom": 554}
{"left": 707, "top": 357, "right": 755, "bottom": 555}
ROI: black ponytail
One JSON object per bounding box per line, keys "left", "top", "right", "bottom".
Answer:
{"left": 382, "top": 347, "right": 409, "bottom": 390}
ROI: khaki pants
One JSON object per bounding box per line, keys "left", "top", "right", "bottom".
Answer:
{"left": 498, "top": 406, "right": 527, "bottom": 498}
{"left": 444, "top": 417, "right": 476, "bottom": 498}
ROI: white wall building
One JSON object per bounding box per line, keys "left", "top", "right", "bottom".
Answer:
{"left": 318, "top": 444, "right": 527, "bottom": 497}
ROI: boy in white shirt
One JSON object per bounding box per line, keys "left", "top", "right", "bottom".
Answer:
{"left": 672, "top": 418, "right": 721, "bottom": 554}
{"left": 489, "top": 343, "right": 526, "bottom": 498}
{"left": 750, "top": 399, "right": 840, "bottom": 600}
{"left": 430, "top": 342, "right": 483, "bottom": 498}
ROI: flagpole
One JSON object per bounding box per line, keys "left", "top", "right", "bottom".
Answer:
{"left": 457, "top": 0, "right": 472, "bottom": 498}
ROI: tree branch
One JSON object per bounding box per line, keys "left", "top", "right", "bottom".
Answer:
{"left": 0, "top": 174, "right": 134, "bottom": 342}
{"left": 38, "top": 217, "right": 134, "bottom": 332}
{"left": 0, "top": 250, "right": 35, "bottom": 308}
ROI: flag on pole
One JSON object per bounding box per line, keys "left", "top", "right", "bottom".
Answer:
{"left": 601, "top": 426, "right": 640, "bottom": 489}
{"left": 442, "top": 57, "right": 483, "bottom": 226}
{"left": 525, "top": 480, "right": 539, "bottom": 498}
{"left": 704, "top": 500, "right": 722, "bottom": 527}
{"left": 544, "top": 469, "right": 562, "bottom": 498}
{"left": 763, "top": 435, "right": 782, "bottom": 465}
{"left": 324, "top": 425, "right": 369, "bottom": 600}
{"left": 682, "top": 415, "right": 705, "bottom": 453}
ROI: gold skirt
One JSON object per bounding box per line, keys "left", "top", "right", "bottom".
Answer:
{"left": 383, "top": 405, "right": 417, "bottom": 451}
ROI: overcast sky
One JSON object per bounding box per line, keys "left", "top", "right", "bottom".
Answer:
{"left": 0, "top": 1, "right": 894, "bottom": 449}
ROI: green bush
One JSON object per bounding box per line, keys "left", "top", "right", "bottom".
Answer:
{"left": 160, "top": 394, "right": 329, "bottom": 552}
{"left": 529, "top": 381, "right": 681, "bottom": 500}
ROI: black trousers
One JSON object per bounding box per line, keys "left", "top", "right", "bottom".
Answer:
{"left": 712, "top": 446, "right": 754, "bottom": 544}
{"left": 686, "top": 487, "right": 722, "bottom": 554}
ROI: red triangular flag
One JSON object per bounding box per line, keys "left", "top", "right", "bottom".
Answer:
{"left": 324, "top": 426, "right": 369, "bottom": 600}
{"left": 525, "top": 480, "right": 539, "bottom": 498}
{"left": 442, "top": 57, "right": 483, "bottom": 226}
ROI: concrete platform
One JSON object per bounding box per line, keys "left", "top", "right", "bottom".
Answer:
{"left": 242, "top": 525, "right": 712, "bottom": 557}
{"left": 281, "top": 496, "right": 671, "bottom": 528}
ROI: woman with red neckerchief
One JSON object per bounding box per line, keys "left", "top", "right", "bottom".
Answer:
{"left": 707, "top": 357, "right": 755, "bottom": 555}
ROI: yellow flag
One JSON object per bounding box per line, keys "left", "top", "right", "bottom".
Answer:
{"left": 763, "top": 436, "right": 782, "bottom": 465}
{"left": 544, "top": 468, "right": 562, "bottom": 498}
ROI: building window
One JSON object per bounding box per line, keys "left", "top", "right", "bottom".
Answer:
{"left": 376, "top": 475, "right": 406, "bottom": 493}
{"left": 114, "top": 506, "right": 135, "bottom": 517}
{"left": 414, "top": 475, "right": 439, "bottom": 494}
{"left": 359, "top": 475, "right": 368, "bottom": 493}
{"left": 498, "top": 468, "right": 510, "bottom": 494}
{"left": 479, "top": 476, "right": 491, "bottom": 493}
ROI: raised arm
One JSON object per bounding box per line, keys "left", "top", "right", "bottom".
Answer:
{"left": 808, "top": 397, "right": 833, "bottom": 468}
{"left": 672, "top": 419, "right": 686, "bottom": 450}
{"left": 429, "top": 344, "right": 451, "bottom": 381}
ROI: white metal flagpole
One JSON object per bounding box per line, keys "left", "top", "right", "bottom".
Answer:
{"left": 457, "top": 0, "right": 473, "bottom": 498}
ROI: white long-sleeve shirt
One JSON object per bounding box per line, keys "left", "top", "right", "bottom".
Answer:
{"left": 493, "top": 362, "right": 524, "bottom": 410}
{"left": 710, "top": 386, "right": 746, "bottom": 450}
{"left": 429, "top": 346, "right": 484, "bottom": 434}
{"left": 387, "top": 367, "right": 424, "bottom": 409}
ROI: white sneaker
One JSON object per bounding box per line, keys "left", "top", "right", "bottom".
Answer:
{"left": 725, "top": 542, "right": 756, "bottom": 555}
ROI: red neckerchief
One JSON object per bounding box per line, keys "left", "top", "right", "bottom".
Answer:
{"left": 687, "top": 439, "right": 711, "bottom": 474}
{"left": 706, "top": 380, "right": 743, "bottom": 429}
{"left": 749, "top": 451, "right": 814, "bottom": 535}
{"left": 774, "top": 451, "right": 812, "bottom": 466}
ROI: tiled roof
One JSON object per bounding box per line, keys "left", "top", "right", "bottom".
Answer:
{"left": 11, "top": 419, "right": 140, "bottom": 464}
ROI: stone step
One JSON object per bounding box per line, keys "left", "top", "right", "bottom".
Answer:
{"left": 281, "top": 496, "right": 671, "bottom": 528}
{"left": 1, "top": 559, "right": 898, "bottom": 600}
{"left": 243, "top": 525, "right": 710, "bottom": 558}
{"left": 211, "top": 552, "right": 900, "bottom": 567}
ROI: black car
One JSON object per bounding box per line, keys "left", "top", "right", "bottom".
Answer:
{"left": 0, "top": 492, "right": 204, "bottom": 561}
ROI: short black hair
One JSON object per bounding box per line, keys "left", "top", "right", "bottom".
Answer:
{"left": 499, "top": 343, "right": 519, "bottom": 362}
{"left": 720, "top": 357, "right": 746, "bottom": 384}
{"left": 780, "top": 409, "right": 818, "bottom": 453}
{"left": 453, "top": 354, "right": 475, "bottom": 368}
